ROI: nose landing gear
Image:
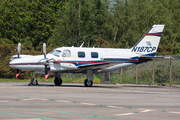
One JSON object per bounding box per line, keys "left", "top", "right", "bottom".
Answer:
{"left": 28, "top": 73, "right": 39, "bottom": 86}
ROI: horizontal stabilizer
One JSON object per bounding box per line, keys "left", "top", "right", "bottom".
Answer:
{"left": 139, "top": 56, "right": 174, "bottom": 60}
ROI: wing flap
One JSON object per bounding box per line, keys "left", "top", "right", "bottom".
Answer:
{"left": 78, "top": 62, "right": 109, "bottom": 68}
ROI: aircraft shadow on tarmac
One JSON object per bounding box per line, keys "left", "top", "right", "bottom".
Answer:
{"left": 13, "top": 83, "right": 122, "bottom": 88}
{"left": 14, "top": 83, "right": 166, "bottom": 88}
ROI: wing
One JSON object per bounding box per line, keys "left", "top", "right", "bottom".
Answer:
{"left": 62, "top": 62, "right": 121, "bottom": 73}
{"left": 77, "top": 58, "right": 126, "bottom": 69}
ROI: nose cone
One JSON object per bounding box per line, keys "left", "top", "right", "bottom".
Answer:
{"left": 9, "top": 59, "right": 19, "bottom": 69}
{"left": 9, "top": 55, "right": 45, "bottom": 71}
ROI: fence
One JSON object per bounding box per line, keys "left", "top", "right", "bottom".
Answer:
{"left": 60, "top": 55, "right": 180, "bottom": 85}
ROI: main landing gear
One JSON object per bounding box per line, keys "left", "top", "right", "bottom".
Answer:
{"left": 54, "top": 73, "right": 62, "bottom": 86}
{"left": 84, "top": 79, "right": 93, "bottom": 87}
{"left": 54, "top": 77, "right": 62, "bottom": 86}
{"left": 53, "top": 70, "right": 94, "bottom": 87}
{"left": 84, "top": 69, "right": 94, "bottom": 87}
{"left": 28, "top": 73, "right": 39, "bottom": 86}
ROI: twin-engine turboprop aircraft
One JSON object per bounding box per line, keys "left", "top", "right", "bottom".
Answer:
{"left": 9, "top": 25, "right": 172, "bottom": 87}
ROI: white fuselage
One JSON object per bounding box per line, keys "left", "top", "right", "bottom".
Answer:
{"left": 9, "top": 47, "right": 143, "bottom": 73}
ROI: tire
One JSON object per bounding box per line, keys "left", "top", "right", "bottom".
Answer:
{"left": 54, "top": 77, "right": 62, "bottom": 86}
{"left": 84, "top": 79, "right": 93, "bottom": 87}
{"left": 29, "top": 78, "right": 38, "bottom": 86}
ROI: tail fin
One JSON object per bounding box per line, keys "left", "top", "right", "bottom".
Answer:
{"left": 131, "top": 25, "right": 165, "bottom": 56}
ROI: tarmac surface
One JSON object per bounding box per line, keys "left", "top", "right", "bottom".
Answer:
{"left": 0, "top": 82, "right": 180, "bottom": 120}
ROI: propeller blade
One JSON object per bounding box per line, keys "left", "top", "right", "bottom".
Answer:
{"left": 45, "top": 65, "right": 48, "bottom": 74}
{"left": 16, "top": 69, "right": 20, "bottom": 80}
{"left": 45, "top": 73, "right": 50, "bottom": 81}
{"left": 43, "top": 43, "right": 49, "bottom": 81}
{"left": 18, "top": 43, "right": 21, "bottom": 58}
{"left": 56, "top": 59, "right": 61, "bottom": 64}
{"left": 43, "top": 43, "right": 46, "bottom": 58}
{"left": 16, "top": 43, "right": 21, "bottom": 79}
{"left": 16, "top": 73, "right": 21, "bottom": 80}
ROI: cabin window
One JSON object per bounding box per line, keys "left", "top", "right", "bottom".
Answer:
{"left": 62, "top": 50, "right": 71, "bottom": 57}
{"left": 78, "top": 52, "right": 85, "bottom": 58}
{"left": 91, "top": 52, "right": 98, "bottom": 58}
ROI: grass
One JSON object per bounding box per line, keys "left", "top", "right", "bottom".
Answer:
{"left": 1, "top": 61, "right": 180, "bottom": 86}
{"left": 0, "top": 74, "right": 102, "bottom": 84}
{"left": 0, "top": 78, "right": 53, "bottom": 83}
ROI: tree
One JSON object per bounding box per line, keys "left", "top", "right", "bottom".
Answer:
{"left": 48, "top": 0, "right": 110, "bottom": 48}
{"left": 0, "top": 0, "right": 64, "bottom": 47}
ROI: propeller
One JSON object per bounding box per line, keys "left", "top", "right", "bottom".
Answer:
{"left": 43, "top": 43, "right": 50, "bottom": 81}
{"left": 16, "top": 43, "right": 21, "bottom": 80}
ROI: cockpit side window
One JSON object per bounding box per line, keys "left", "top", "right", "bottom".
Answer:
{"left": 49, "top": 50, "right": 61, "bottom": 57}
{"left": 62, "top": 50, "right": 71, "bottom": 57}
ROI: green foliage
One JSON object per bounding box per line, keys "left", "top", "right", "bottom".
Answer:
{"left": 107, "top": 58, "right": 180, "bottom": 85}
{"left": 0, "top": 0, "right": 64, "bottom": 47}
{"left": 48, "top": 0, "right": 110, "bottom": 47}
{"left": 0, "top": 0, "right": 180, "bottom": 82}
{"left": 0, "top": 41, "right": 52, "bottom": 78}
{"left": 60, "top": 73, "right": 101, "bottom": 83}
{"left": 110, "top": 0, "right": 180, "bottom": 52}
{"left": 0, "top": 43, "right": 16, "bottom": 78}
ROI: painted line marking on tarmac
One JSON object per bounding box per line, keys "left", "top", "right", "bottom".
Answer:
{"left": 0, "top": 106, "right": 118, "bottom": 120}
{"left": 56, "top": 100, "right": 71, "bottom": 103}
{"left": 116, "top": 108, "right": 155, "bottom": 116}
{"left": 81, "top": 103, "right": 96, "bottom": 106}
{"left": 138, "top": 109, "right": 156, "bottom": 112}
{"left": 0, "top": 100, "right": 10, "bottom": 102}
{"left": 0, "top": 111, "right": 54, "bottom": 120}
{"left": 116, "top": 113, "right": 135, "bottom": 116}
{"left": 22, "top": 98, "right": 47, "bottom": 101}
{"left": 169, "top": 111, "right": 180, "bottom": 114}
{"left": 107, "top": 106, "right": 124, "bottom": 109}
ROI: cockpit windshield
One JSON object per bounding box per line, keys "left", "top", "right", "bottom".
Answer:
{"left": 49, "top": 50, "right": 61, "bottom": 57}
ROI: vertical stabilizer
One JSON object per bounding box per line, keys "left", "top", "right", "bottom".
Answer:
{"left": 131, "top": 25, "right": 165, "bottom": 56}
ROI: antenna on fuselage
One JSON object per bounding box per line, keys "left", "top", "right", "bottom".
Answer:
{"left": 80, "top": 42, "right": 84, "bottom": 48}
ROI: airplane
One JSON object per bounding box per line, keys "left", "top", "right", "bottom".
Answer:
{"left": 9, "top": 25, "right": 172, "bottom": 87}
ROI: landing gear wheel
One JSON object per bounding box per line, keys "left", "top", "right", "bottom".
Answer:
{"left": 84, "top": 79, "right": 93, "bottom": 87}
{"left": 54, "top": 77, "right": 62, "bottom": 86}
{"left": 28, "top": 78, "right": 39, "bottom": 86}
